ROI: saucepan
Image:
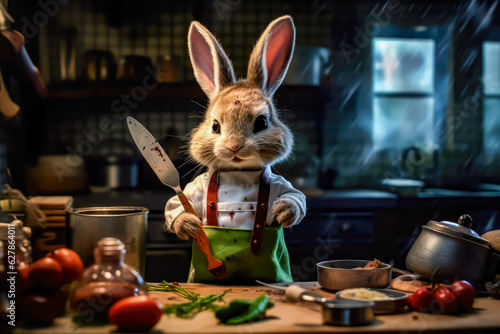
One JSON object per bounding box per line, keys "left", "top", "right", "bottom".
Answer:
{"left": 406, "top": 214, "right": 500, "bottom": 285}
{"left": 257, "top": 281, "right": 375, "bottom": 326}
{"left": 317, "top": 260, "right": 392, "bottom": 291}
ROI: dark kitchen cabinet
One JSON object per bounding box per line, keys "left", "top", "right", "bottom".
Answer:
{"left": 73, "top": 189, "right": 500, "bottom": 282}
{"left": 146, "top": 249, "right": 191, "bottom": 283}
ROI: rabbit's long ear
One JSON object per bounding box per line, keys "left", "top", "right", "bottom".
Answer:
{"left": 247, "top": 16, "right": 295, "bottom": 97}
{"left": 188, "top": 21, "right": 236, "bottom": 100}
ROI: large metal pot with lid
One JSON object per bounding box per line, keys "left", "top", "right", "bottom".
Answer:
{"left": 406, "top": 214, "right": 499, "bottom": 285}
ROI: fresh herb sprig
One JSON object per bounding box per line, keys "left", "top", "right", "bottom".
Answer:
{"left": 146, "top": 280, "right": 199, "bottom": 300}
{"left": 146, "top": 280, "right": 230, "bottom": 318}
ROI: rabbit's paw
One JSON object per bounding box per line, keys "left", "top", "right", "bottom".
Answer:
{"left": 170, "top": 213, "right": 202, "bottom": 240}
{"left": 272, "top": 197, "right": 300, "bottom": 228}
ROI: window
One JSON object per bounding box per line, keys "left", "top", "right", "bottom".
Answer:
{"left": 482, "top": 42, "right": 500, "bottom": 154}
{"left": 372, "top": 38, "right": 436, "bottom": 150}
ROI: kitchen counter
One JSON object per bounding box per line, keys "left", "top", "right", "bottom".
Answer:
{"left": 14, "top": 283, "right": 500, "bottom": 333}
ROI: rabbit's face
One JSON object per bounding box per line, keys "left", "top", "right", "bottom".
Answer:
{"left": 190, "top": 82, "right": 292, "bottom": 170}
{"left": 188, "top": 16, "right": 295, "bottom": 171}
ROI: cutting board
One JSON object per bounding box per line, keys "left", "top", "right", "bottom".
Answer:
{"left": 482, "top": 229, "right": 500, "bottom": 252}
{"left": 15, "top": 283, "right": 500, "bottom": 334}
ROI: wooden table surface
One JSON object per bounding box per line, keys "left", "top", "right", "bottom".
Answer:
{"left": 14, "top": 282, "right": 500, "bottom": 334}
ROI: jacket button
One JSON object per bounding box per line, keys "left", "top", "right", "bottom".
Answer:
{"left": 253, "top": 239, "right": 257, "bottom": 244}
{"left": 261, "top": 203, "right": 266, "bottom": 209}
{"left": 256, "top": 224, "right": 261, "bottom": 229}
{"left": 209, "top": 201, "right": 215, "bottom": 208}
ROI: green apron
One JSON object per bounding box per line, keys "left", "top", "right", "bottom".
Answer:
{"left": 188, "top": 169, "right": 293, "bottom": 283}
{"left": 189, "top": 226, "right": 292, "bottom": 283}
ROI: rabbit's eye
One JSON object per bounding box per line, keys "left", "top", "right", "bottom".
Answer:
{"left": 212, "top": 120, "right": 221, "bottom": 134}
{"left": 254, "top": 115, "right": 268, "bottom": 133}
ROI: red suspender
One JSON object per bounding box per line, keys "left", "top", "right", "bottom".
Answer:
{"left": 206, "top": 170, "right": 219, "bottom": 227}
{"left": 206, "top": 170, "right": 270, "bottom": 254}
{"left": 250, "top": 171, "right": 270, "bottom": 255}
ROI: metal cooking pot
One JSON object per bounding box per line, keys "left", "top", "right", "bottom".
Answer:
{"left": 69, "top": 206, "right": 148, "bottom": 276}
{"left": 406, "top": 214, "right": 499, "bottom": 285}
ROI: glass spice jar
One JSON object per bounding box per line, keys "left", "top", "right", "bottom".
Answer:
{"left": 0, "top": 220, "right": 32, "bottom": 290}
{"left": 0, "top": 220, "right": 32, "bottom": 332}
{"left": 71, "top": 237, "right": 146, "bottom": 320}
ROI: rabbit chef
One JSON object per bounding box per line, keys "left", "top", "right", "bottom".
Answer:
{"left": 164, "top": 16, "right": 306, "bottom": 283}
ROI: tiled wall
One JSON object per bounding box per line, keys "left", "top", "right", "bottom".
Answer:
{"left": 40, "top": 99, "right": 200, "bottom": 158}
{"left": 29, "top": 0, "right": 500, "bottom": 188}
{"left": 40, "top": 0, "right": 333, "bottom": 83}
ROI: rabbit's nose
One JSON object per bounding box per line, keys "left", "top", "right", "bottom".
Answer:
{"left": 226, "top": 137, "right": 243, "bottom": 152}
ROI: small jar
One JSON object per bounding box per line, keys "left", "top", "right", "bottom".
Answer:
{"left": 0, "top": 220, "right": 32, "bottom": 289}
{"left": 156, "top": 54, "right": 182, "bottom": 82}
{"left": 71, "top": 237, "right": 146, "bottom": 319}
{"left": 0, "top": 220, "right": 31, "bottom": 332}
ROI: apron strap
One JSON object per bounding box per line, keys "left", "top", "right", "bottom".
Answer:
{"left": 205, "top": 169, "right": 271, "bottom": 254}
{"left": 206, "top": 170, "right": 219, "bottom": 227}
{"left": 250, "top": 170, "right": 270, "bottom": 255}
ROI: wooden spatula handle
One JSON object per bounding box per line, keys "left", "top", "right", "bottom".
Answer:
{"left": 193, "top": 229, "right": 224, "bottom": 267}
{"left": 178, "top": 192, "right": 196, "bottom": 215}
{"left": 177, "top": 192, "right": 225, "bottom": 277}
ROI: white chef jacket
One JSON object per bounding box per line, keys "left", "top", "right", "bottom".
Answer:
{"left": 164, "top": 167, "right": 306, "bottom": 230}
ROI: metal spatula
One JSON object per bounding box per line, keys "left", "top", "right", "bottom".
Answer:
{"left": 127, "top": 116, "right": 225, "bottom": 279}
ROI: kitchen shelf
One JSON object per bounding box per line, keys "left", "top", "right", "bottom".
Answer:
{"left": 47, "top": 81, "right": 206, "bottom": 99}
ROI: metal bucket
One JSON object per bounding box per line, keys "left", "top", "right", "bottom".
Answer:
{"left": 69, "top": 206, "right": 148, "bottom": 276}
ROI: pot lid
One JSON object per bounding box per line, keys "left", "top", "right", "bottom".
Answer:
{"left": 426, "top": 214, "right": 490, "bottom": 247}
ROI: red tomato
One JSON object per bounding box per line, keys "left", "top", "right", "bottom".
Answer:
{"left": 408, "top": 287, "right": 434, "bottom": 312}
{"left": 451, "top": 280, "right": 475, "bottom": 311}
{"left": 108, "top": 296, "right": 163, "bottom": 332}
{"left": 17, "top": 262, "right": 31, "bottom": 282}
{"left": 21, "top": 293, "right": 60, "bottom": 326}
{"left": 432, "top": 286, "right": 459, "bottom": 314}
{"left": 28, "top": 257, "right": 62, "bottom": 290}
{"left": 48, "top": 248, "right": 84, "bottom": 284}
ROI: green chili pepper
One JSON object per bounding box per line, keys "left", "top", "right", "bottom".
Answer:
{"left": 215, "top": 300, "right": 252, "bottom": 322}
{"left": 225, "top": 294, "right": 273, "bottom": 325}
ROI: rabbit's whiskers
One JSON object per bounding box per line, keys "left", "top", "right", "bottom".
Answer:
{"left": 190, "top": 100, "right": 207, "bottom": 110}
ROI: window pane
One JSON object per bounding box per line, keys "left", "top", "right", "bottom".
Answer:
{"left": 483, "top": 42, "right": 500, "bottom": 95}
{"left": 373, "top": 97, "right": 435, "bottom": 150}
{"left": 483, "top": 98, "right": 500, "bottom": 154}
{"left": 373, "top": 38, "right": 435, "bottom": 94}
